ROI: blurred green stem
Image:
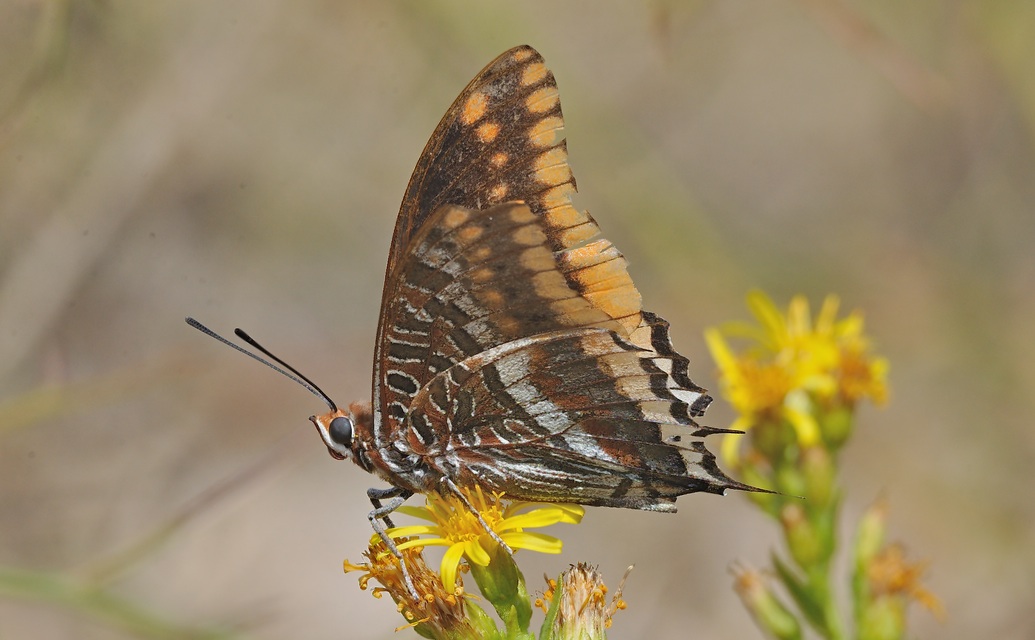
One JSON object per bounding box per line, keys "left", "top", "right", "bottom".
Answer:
{"left": 0, "top": 567, "right": 236, "bottom": 639}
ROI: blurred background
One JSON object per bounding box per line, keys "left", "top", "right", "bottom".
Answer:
{"left": 2, "top": 1, "right": 1033, "bottom": 638}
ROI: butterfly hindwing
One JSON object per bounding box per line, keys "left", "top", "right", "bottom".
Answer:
{"left": 404, "top": 325, "right": 738, "bottom": 509}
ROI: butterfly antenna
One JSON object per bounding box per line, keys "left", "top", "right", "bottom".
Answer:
{"left": 185, "top": 317, "right": 338, "bottom": 412}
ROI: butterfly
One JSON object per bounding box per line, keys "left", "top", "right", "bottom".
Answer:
{"left": 189, "top": 44, "right": 750, "bottom": 598}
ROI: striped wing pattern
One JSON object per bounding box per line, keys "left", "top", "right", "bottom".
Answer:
{"left": 374, "top": 45, "right": 597, "bottom": 446}
{"left": 361, "top": 45, "right": 744, "bottom": 508}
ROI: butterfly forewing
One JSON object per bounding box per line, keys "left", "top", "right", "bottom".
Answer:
{"left": 375, "top": 46, "right": 638, "bottom": 437}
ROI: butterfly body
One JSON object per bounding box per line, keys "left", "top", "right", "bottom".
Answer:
{"left": 308, "top": 45, "right": 748, "bottom": 517}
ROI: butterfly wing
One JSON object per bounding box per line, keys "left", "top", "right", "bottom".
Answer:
{"left": 370, "top": 48, "right": 740, "bottom": 505}
{"left": 386, "top": 199, "right": 742, "bottom": 505}
{"left": 373, "top": 46, "right": 607, "bottom": 442}
{"left": 384, "top": 45, "right": 575, "bottom": 278}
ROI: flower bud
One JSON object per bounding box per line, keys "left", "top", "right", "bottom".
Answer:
{"left": 820, "top": 404, "right": 854, "bottom": 449}
{"left": 801, "top": 447, "right": 836, "bottom": 507}
{"left": 781, "top": 504, "right": 824, "bottom": 567}
{"left": 733, "top": 564, "right": 802, "bottom": 640}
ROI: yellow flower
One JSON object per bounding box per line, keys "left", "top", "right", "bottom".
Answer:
{"left": 706, "top": 291, "right": 888, "bottom": 461}
{"left": 705, "top": 327, "right": 821, "bottom": 461}
{"left": 343, "top": 536, "right": 475, "bottom": 637}
{"left": 387, "top": 486, "right": 584, "bottom": 594}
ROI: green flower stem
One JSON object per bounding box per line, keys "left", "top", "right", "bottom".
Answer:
{"left": 807, "top": 562, "right": 845, "bottom": 640}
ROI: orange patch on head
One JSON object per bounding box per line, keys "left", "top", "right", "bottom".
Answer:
{"left": 461, "top": 92, "right": 488, "bottom": 125}
{"left": 526, "top": 86, "right": 559, "bottom": 113}
{"left": 476, "top": 121, "right": 500, "bottom": 143}
{"left": 533, "top": 147, "right": 572, "bottom": 186}
{"left": 529, "top": 116, "right": 564, "bottom": 147}
{"left": 521, "top": 62, "right": 548, "bottom": 87}
{"left": 490, "top": 152, "right": 509, "bottom": 168}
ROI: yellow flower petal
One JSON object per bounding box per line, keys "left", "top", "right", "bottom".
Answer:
{"left": 439, "top": 543, "right": 467, "bottom": 594}
{"left": 784, "top": 404, "right": 821, "bottom": 447}
{"left": 393, "top": 505, "right": 439, "bottom": 521}
{"left": 787, "top": 295, "right": 812, "bottom": 338}
{"left": 464, "top": 539, "right": 491, "bottom": 566}
{"left": 500, "top": 508, "right": 576, "bottom": 530}
{"left": 816, "top": 295, "right": 840, "bottom": 334}
{"left": 746, "top": 290, "right": 786, "bottom": 349}
{"left": 705, "top": 328, "right": 737, "bottom": 371}
{"left": 397, "top": 537, "right": 451, "bottom": 551}
{"left": 386, "top": 524, "right": 439, "bottom": 538}
{"left": 500, "top": 531, "right": 564, "bottom": 554}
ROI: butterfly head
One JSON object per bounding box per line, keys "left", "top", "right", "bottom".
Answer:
{"left": 310, "top": 409, "right": 353, "bottom": 460}
{"left": 310, "top": 401, "right": 372, "bottom": 461}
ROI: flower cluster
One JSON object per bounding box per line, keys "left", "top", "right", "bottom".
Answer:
{"left": 706, "top": 291, "right": 888, "bottom": 469}
{"left": 707, "top": 292, "right": 936, "bottom": 640}
{"left": 389, "top": 486, "right": 584, "bottom": 594}
{"left": 343, "top": 486, "right": 607, "bottom": 639}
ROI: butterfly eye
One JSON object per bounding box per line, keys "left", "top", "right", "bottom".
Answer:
{"left": 328, "top": 416, "right": 353, "bottom": 448}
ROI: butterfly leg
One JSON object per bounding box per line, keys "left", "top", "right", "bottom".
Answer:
{"left": 366, "top": 489, "right": 419, "bottom": 601}
{"left": 441, "top": 477, "right": 513, "bottom": 554}
{"left": 367, "top": 485, "right": 411, "bottom": 529}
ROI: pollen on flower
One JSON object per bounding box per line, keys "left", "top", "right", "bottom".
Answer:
{"left": 343, "top": 536, "right": 475, "bottom": 636}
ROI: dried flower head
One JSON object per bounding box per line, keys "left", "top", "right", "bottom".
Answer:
{"left": 343, "top": 535, "right": 475, "bottom": 637}
{"left": 538, "top": 563, "right": 629, "bottom": 638}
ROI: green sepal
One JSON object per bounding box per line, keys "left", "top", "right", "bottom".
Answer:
{"left": 537, "top": 573, "right": 563, "bottom": 640}
{"left": 467, "top": 543, "right": 533, "bottom": 638}
{"left": 465, "top": 600, "right": 505, "bottom": 640}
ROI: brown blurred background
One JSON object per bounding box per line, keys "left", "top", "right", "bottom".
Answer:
{"left": 2, "top": 1, "right": 1033, "bottom": 638}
